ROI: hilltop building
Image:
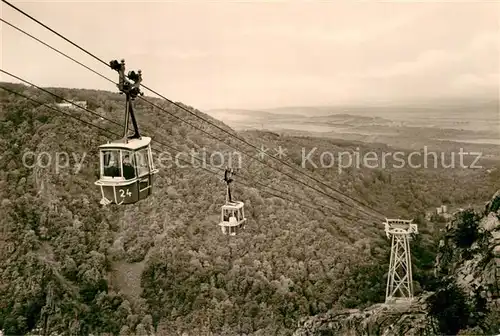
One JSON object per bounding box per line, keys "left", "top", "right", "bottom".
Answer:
{"left": 55, "top": 100, "right": 87, "bottom": 109}
{"left": 436, "top": 204, "right": 448, "bottom": 214}
{"left": 426, "top": 204, "right": 453, "bottom": 221}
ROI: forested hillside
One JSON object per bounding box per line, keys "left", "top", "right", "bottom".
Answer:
{"left": 0, "top": 83, "right": 498, "bottom": 335}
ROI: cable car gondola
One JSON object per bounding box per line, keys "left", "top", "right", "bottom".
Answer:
{"left": 95, "top": 59, "right": 158, "bottom": 205}
{"left": 218, "top": 168, "right": 246, "bottom": 235}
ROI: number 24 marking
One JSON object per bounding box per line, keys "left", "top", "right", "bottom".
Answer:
{"left": 119, "top": 189, "right": 132, "bottom": 198}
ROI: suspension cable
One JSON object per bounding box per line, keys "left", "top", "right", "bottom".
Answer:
{"left": 0, "top": 69, "right": 366, "bottom": 220}
{"left": 0, "top": 2, "right": 384, "bottom": 218}
{"left": 1, "top": 85, "right": 365, "bottom": 220}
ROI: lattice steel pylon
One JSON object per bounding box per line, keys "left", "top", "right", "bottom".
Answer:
{"left": 384, "top": 218, "right": 418, "bottom": 304}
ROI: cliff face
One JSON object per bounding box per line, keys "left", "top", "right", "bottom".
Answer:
{"left": 436, "top": 192, "right": 500, "bottom": 298}
{"left": 433, "top": 190, "right": 500, "bottom": 334}
{"left": 294, "top": 190, "right": 500, "bottom": 335}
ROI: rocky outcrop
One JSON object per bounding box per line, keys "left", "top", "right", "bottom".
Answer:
{"left": 437, "top": 198, "right": 500, "bottom": 298}
{"left": 484, "top": 190, "right": 500, "bottom": 216}
{"left": 432, "top": 190, "right": 500, "bottom": 333}
{"left": 293, "top": 295, "right": 436, "bottom": 336}
{"left": 294, "top": 190, "right": 500, "bottom": 335}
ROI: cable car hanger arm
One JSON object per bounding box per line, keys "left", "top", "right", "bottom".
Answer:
{"left": 110, "top": 59, "right": 143, "bottom": 141}
{"left": 223, "top": 168, "right": 235, "bottom": 203}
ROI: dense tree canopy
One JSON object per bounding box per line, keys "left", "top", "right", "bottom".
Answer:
{"left": 0, "top": 83, "right": 498, "bottom": 335}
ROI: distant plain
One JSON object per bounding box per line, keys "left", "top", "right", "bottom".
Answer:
{"left": 207, "top": 100, "right": 500, "bottom": 159}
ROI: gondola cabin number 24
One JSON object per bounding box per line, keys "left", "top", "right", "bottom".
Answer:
{"left": 95, "top": 137, "right": 158, "bottom": 205}
{"left": 120, "top": 189, "right": 132, "bottom": 198}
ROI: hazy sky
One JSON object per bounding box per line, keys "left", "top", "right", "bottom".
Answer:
{"left": 1, "top": 1, "right": 499, "bottom": 110}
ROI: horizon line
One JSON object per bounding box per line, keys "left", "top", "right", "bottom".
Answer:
{"left": 1, "top": 80, "right": 498, "bottom": 112}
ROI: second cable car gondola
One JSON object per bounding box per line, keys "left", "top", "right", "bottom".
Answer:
{"left": 95, "top": 59, "right": 158, "bottom": 205}
{"left": 218, "top": 169, "right": 246, "bottom": 235}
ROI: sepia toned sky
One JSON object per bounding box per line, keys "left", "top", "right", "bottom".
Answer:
{"left": 1, "top": 1, "right": 499, "bottom": 110}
